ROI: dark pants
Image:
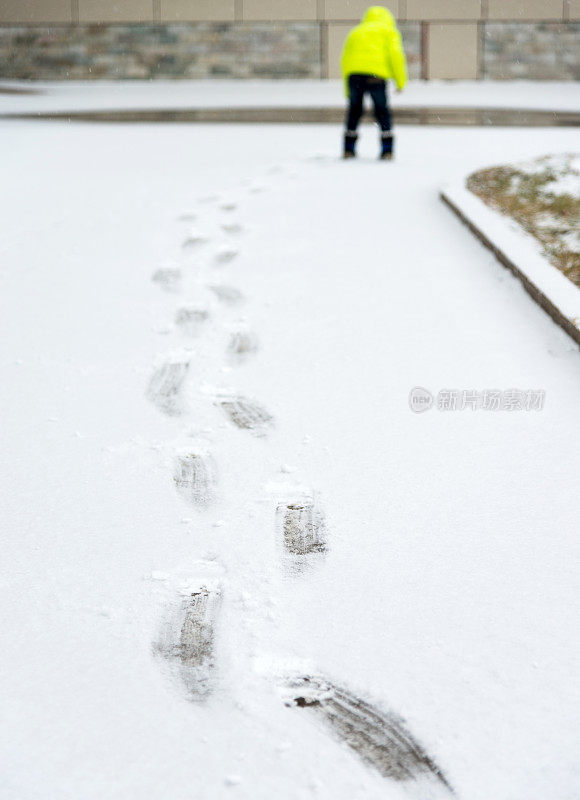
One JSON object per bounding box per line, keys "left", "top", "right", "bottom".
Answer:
{"left": 346, "top": 74, "right": 391, "bottom": 133}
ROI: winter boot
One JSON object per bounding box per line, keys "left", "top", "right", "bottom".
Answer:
{"left": 380, "top": 131, "right": 394, "bottom": 160}
{"left": 343, "top": 130, "right": 358, "bottom": 159}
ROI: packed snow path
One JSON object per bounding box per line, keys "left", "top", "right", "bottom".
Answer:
{"left": 1, "top": 120, "right": 579, "bottom": 800}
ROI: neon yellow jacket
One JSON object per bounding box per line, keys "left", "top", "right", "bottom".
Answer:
{"left": 341, "top": 6, "right": 408, "bottom": 96}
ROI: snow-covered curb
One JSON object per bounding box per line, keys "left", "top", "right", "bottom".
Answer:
{"left": 440, "top": 183, "right": 580, "bottom": 346}
{"left": 2, "top": 79, "right": 580, "bottom": 115}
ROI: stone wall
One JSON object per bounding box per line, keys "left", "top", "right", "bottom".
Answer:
{"left": 0, "top": 22, "right": 423, "bottom": 81}
{"left": 483, "top": 23, "right": 580, "bottom": 80}
{"left": 0, "top": 23, "right": 322, "bottom": 80}
{"left": 0, "top": 18, "right": 578, "bottom": 81}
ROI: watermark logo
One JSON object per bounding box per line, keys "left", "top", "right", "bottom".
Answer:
{"left": 409, "top": 388, "right": 545, "bottom": 413}
{"left": 409, "top": 387, "right": 434, "bottom": 413}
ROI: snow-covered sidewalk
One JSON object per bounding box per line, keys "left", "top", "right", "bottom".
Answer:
{"left": 1, "top": 117, "right": 579, "bottom": 800}
{"left": 1, "top": 78, "right": 580, "bottom": 114}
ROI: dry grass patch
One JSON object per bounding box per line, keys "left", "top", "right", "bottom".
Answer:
{"left": 467, "top": 154, "right": 580, "bottom": 288}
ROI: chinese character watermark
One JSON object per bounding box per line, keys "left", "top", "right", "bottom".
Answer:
{"left": 409, "top": 387, "right": 545, "bottom": 413}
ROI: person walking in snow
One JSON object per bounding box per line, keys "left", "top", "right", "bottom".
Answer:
{"left": 341, "top": 6, "right": 408, "bottom": 160}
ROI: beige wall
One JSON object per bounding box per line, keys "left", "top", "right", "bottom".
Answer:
{"left": 79, "top": 0, "right": 154, "bottom": 23}
{"left": 327, "top": 22, "right": 352, "bottom": 78}
{"left": 242, "top": 0, "right": 317, "bottom": 20}
{"left": 159, "top": 0, "right": 236, "bottom": 22}
{"left": 427, "top": 23, "right": 479, "bottom": 79}
{"left": 487, "top": 0, "right": 564, "bottom": 20}
{"left": 406, "top": 0, "right": 481, "bottom": 20}
{"left": 0, "top": 0, "right": 571, "bottom": 23}
{"left": 0, "top": 0, "right": 74, "bottom": 23}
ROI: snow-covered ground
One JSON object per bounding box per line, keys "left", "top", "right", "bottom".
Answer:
{"left": 1, "top": 114, "right": 580, "bottom": 800}
{"left": 1, "top": 78, "right": 580, "bottom": 114}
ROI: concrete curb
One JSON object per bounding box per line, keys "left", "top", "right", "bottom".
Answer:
{"left": 440, "top": 185, "right": 580, "bottom": 347}
{"left": 1, "top": 106, "right": 579, "bottom": 126}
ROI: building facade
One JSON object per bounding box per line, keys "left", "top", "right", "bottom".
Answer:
{"left": 0, "top": 1, "right": 578, "bottom": 81}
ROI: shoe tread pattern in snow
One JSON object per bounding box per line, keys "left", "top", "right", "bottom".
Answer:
{"left": 152, "top": 267, "right": 182, "bottom": 293}
{"left": 174, "top": 452, "right": 217, "bottom": 507}
{"left": 182, "top": 233, "right": 208, "bottom": 249}
{"left": 283, "top": 677, "right": 453, "bottom": 793}
{"left": 227, "top": 330, "right": 258, "bottom": 362}
{"left": 217, "top": 396, "right": 273, "bottom": 436}
{"left": 277, "top": 501, "right": 326, "bottom": 555}
{"left": 209, "top": 284, "right": 244, "bottom": 305}
{"left": 175, "top": 306, "right": 210, "bottom": 337}
{"left": 214, "top": 247, "right": 239, "bottom": 266}
{"left": 146, "top": 361, "right": 189, "bottom": 417}
{"left": 221, "top": 223, "right": 243, "bottom": 234}
{"left": 154, "top": 588, "right": 221, "bottom": 701}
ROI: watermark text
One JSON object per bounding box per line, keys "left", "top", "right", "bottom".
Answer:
{"left": 409, "top": 387, "right": 545, "bottom": 413}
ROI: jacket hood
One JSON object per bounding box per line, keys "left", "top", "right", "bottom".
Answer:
{"left": 362, "top": 6, "right": 395, "bottom": 26}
